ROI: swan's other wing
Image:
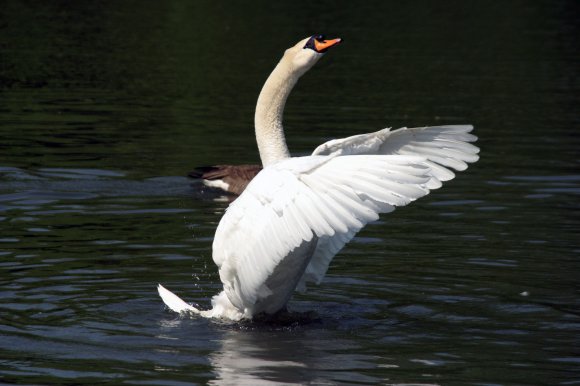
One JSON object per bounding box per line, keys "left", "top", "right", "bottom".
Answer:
{"left": 312, "top": 125, "right": 480, "bottom": 189}
{"left": 212, "top": 154, "right": 433, "bottom": 313}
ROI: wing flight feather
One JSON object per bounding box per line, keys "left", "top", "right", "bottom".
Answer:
{"left": 212, "top": 155, "right": 434, "bottom": 310}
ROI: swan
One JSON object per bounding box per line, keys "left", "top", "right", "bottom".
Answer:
{"left": 159, "top": 35, "right": 479, "bottom": 320}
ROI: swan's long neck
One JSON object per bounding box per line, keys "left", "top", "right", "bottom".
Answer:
{"left": 255, "top": 58, "right": 301, "bottom": 167}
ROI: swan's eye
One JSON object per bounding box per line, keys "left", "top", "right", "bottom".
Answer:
{"left": 305, "top": 35, "right": 327, "bottom": 51}
{"left": 304, "top": 36, "right": 317, "bottom": 51}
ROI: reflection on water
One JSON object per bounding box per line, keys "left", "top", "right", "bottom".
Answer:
{"left": 1, "top": 0, "right": 579, "bottom": 384}
{"left": 208, "top": 328, "right": 379, "bottom": 386}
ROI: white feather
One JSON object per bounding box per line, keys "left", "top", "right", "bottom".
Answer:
{"left": 313, "top": 124, "right": 479, "bottom": 189}
{"left": 157, "top": 284, "right": 200, "bottom": 314}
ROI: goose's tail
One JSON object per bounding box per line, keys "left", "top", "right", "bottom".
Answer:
{"left": 157, "top": 284, "right": 201, "bottom": 314}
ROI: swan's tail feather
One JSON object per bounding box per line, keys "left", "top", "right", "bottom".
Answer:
{"left": 157, "top": 284, "right": 200, "bottom": 314}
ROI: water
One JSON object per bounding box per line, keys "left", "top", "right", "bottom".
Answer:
{"left": 1, "top": 1, "right": 579, "bottom": 385}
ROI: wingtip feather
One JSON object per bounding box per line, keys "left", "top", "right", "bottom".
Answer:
{"left": 157, "top": 284, "right": 200, "bottom": 314}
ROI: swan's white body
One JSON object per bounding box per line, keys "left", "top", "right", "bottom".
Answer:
{"left": 158, "top": 36, "right": 479, "bottom": 320}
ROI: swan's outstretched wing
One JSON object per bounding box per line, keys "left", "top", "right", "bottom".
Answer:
{"left": 212, "top": 154, "right": 433, "bottom": 314}
{"left": 312, "top": 125, "right": 480, "bottom": 189}
{"left": 300, "top": 125, "right": 480, "bottom": 286}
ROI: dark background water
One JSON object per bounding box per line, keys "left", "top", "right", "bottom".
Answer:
{"left": 1, "top": 1, "right": 579, "bottom": 385}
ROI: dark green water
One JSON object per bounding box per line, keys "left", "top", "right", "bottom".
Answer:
{"left": 1, "top": 1, "right": 579, "bottom": 385}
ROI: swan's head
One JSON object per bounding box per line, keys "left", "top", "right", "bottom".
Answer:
{"left": 283, "top": 35, "right": 342, "bottom": 76}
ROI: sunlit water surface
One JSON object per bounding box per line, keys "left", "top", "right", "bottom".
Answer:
{"left": 1, "top": 1, "right": 579, "bottom": 385}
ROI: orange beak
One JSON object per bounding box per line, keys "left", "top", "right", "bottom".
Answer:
{"left": 314, "top": 37, "right": 342, "bottom": 53}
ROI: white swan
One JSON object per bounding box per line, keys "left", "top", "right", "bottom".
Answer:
{"left": 159, "top": 35, "right": 479, "bottom": 320}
